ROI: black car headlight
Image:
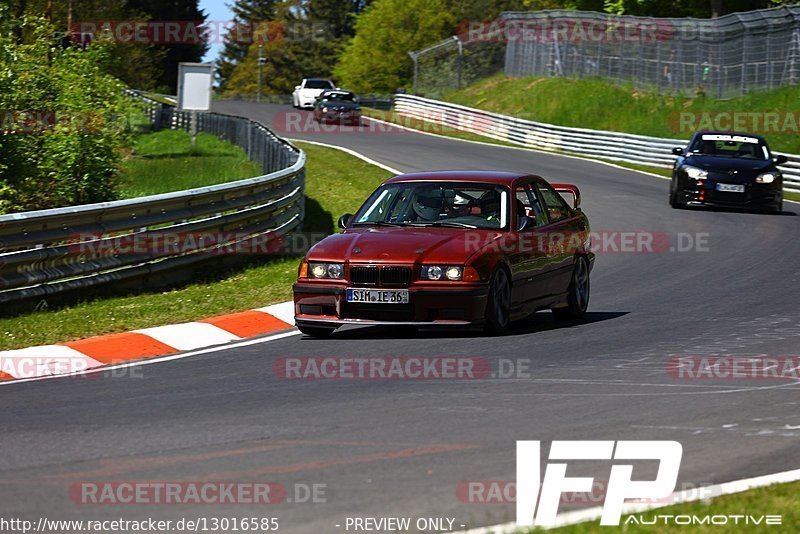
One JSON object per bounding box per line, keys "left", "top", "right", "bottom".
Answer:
{"left": 309, "top": 262, "right": 344, "bottom": 279}
{"left": 420, "top": 265, "right": 463, "bottom": 281}
{"left": 683, "top": 166, "right": 708, "bottom": 179}
{"left": 756, "top": 172, "right": 779, "bottom": 184}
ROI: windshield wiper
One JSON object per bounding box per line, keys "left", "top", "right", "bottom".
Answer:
{"left": 408, "top": 221, "right": 478, "bottom": 229}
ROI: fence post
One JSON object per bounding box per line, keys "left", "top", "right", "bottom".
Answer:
{"left": 408, "top": 51, "right": 419, "bottom": 95}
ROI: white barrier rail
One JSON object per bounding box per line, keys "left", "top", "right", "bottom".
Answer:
{"left": 393, "top": 94, "right": 800, "bottom": 194}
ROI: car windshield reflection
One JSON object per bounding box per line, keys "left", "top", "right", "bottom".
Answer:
{"left": 352, "top": 182, "right": 509, "bottom": 230}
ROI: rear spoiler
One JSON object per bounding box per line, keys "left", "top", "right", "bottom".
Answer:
{"left": 552, "top": 183, "right": 581, "bottom": 210}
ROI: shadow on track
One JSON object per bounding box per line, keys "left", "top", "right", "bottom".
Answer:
{"left": 297, "top": 311, "right": 628, "bottom": 341}
{"left": 675, "top": 205, "right": 796, "bottom": 216}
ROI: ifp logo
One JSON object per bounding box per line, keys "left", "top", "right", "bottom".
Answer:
{"left": 516, "top": 440, "right": 683, "bottom": 526}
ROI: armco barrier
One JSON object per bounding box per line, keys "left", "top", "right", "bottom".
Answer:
{"left": 0, "top": 92, "right": 306, "bottom": 304}
{"left": 392, "top": 94, "right": 800, "bottom": 194}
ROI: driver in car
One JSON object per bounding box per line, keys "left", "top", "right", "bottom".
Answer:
{"left": 412, "top": 189, "right": 445, "bottom": 221}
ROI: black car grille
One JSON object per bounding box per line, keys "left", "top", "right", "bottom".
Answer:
{"left": 348, "top": 266, "right": 412, "bottom": 287}
{"left": 350, "top": 266, "right": 378, "bottom": 285}
{"left": 380, "top": 267, "right": 411, "bottom": 286}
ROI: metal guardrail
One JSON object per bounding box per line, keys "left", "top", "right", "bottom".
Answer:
{"left": 215, "top": 93, "right": 394, "bottom": 111}
{"left": 392, "top": 94, "right": 800, "bottom": 194}
{"left": 0, "top": 92, "right": 306, "bottom": 304}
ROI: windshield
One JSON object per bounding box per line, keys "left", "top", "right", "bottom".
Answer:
{"left": 323, "top": 92, "right": 355, "bottom": 102}
{"left": 305, "top": 79, "right": 334, "bottom": 89}
{"left": 688, "top": 134, "right": 770, "bottom": 160}
{"left": 352, "top": 182, "right": 509, "bottom": 230}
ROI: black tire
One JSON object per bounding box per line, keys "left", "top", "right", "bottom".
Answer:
{"left": 552, "top": 256, "right": 590, "bottom": 321}
{"left": 484, "top": 266, "right": 511, "bottom": 335}
{"left": 669, "top": 187, "right": 682, "bottom": 209}
{"left": 297, "top": 324, "right": 336, "bottom": 338}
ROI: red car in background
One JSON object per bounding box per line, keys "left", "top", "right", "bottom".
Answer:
{"left": 293, "top": 171, "right": 594, "bottom": 337}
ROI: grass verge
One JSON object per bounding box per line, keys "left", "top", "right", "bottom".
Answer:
{"left": 541, "top": 480, "right": 799, "bottom": 533}
{"left": 119, "top": 129, "right": 263, "bottom": 197}
{"left": 0, "top": 141, "right": 391, "bottom": 350}
{"left": 443, "top": 74, "right": 800, "bottom": 153}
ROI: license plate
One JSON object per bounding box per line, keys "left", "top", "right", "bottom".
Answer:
{"left": 716, "top": 183, "right": 745, "bottom": 193}
{"left": 346, "top": 288, "right": 409, "bottom": 304}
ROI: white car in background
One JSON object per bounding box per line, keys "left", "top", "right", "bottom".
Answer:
{"left": 292, "top": 78, "right": 336, "bottom": 109}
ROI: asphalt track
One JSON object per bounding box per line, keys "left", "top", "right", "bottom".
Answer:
{"left": 1, "top": 101, "right": 799, "bottom": 532}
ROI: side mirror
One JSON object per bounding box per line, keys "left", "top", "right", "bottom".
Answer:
{"left": 517, "top": 216, "right": 536, "bottom": 232}
{"left": 294, "top": 85, "right": 301, "bottom": 91}
{"left": 672, "top": 147, "right": 684, "bottom": 155}
{"left": 338, "top": 213, "right": 353, "bottom": 229}
{"left": 775, "top": 154, "right": 788, "bottom": 165}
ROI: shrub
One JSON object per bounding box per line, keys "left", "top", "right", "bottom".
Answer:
{"left": 0, "top": 16, "right": 138, "bottom": 213}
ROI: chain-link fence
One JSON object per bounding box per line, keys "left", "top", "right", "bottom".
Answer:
{"left": 411, "top": 35, "right": 506, "bottom": 98}
{"left": 411, "top": 5, "right": 800, "bottom": 99}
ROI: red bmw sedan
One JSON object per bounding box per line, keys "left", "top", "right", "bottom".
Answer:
{"left": 293, "top": 171, "right": 594, "bottom": 337}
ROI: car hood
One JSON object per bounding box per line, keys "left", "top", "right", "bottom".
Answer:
{"left": 307, "top": 227, "right": 503, "bottom": 264}
{"left": 683, "top": 154, "right": 774, "bottom": 174}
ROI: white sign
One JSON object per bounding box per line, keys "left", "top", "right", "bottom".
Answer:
{"left": 177, "top": 63, "right": 213, "bottom": 111}
{"left": 516, "top": 440, "right": 683, "bottom": 526}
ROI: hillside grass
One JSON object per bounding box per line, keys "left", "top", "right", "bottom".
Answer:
{"left": 443, "top": 74, "right": 800, "bottom": 153}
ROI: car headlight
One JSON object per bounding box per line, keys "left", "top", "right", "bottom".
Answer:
{"left": 683, "top": 166, "right": 708, "bottom": 179}
{"left": 420, "top": 265, "right": 463, "bottom": 281}
{"left": 756, "top": 172, "right": 779, "bottom": 184}
{"left": 308, "top": 262, "right": 344, "bottom": 279}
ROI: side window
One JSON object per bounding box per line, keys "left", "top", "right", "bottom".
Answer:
{"left": 536, "top": 182, "right": 571, "bottom": 223}
{"left": 515, "top": 184, "right": 547, "bottom": 229}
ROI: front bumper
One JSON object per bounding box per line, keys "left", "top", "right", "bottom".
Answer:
{"left": 678, "top": 180, "right": 782, "bottom": 210}
{"left": 319, "top": 111, "right": 361, "bottom": 125}
{"left": 293, "top": 283, "right": 489, "bottom": 328}
{"left": 298, "top": 96, "right": 318, "bottom": 108}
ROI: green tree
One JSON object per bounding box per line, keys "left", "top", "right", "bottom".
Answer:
{"left": 123, "top": 0, "right": 209, "bottom": 92}
{"left": 217, "top": 0, "right": 278, "bottom": 90}
{"left": 334, "top": 0, "right": 454, "bottom": 93}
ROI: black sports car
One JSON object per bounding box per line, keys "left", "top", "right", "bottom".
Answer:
{"left": 670, "top": 131, "right": 786, "bottom": 212}
{"left": 312, "top": 90, "right": 361, "bottom": 126}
